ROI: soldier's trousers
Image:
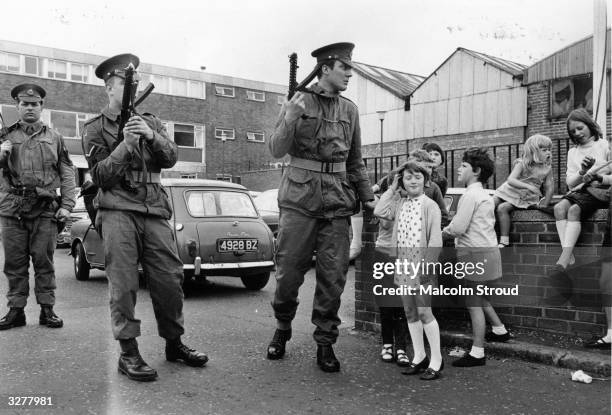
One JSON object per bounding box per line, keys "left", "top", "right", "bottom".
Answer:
{"left": 272, "top": 208, "right": 350, "bottom": 345}
{"left": 1, "top": 216, "right": 57, "bottom": 308}
{"left": 98, "top": 209, "right": 185, "bottom": 340}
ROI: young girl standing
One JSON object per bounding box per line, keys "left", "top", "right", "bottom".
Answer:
{"left": 552, "top": 109, "right": 610, "bottom": 273}
{"left": 494, "top": 134, "right": 554, "bottom": 247}
{"left": 374, "top": 161, "right": 444, "bottom": 380}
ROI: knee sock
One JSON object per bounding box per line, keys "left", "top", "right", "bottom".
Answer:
{"left": 564, "top": 221, "right": 581, "bottom": 249}
{"left": 555, "top": 220, "right": 567, "bottom": 247}
{"left": 499, "top": 236, "right": 510, "bottom": 245}
{"left": 469, "top": 345, "right": 485, "bottom": 359}
{"left": 423, "top": 320, "right": 442, "bottom": 370}
{"left": 492, "top": 324, "right": 508, "bottom": 335}
{"left": 407, "top": 321, "right": 426, "bottom": 363}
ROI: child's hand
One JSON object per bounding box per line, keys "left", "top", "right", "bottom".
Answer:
{"left": 583, "top": 172, "right": 603, "bottom": 184}
{"left": 580, "top": 156, "right": 596, "bottom": 173}
{"left": 390, "top": 174, "right": 400, "bottom": 192}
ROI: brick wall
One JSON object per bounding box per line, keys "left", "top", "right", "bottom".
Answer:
{"left": 355, "top": 209, "right": 608, "bottom": 337}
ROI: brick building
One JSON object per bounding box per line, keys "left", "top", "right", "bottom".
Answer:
{"left": 0, "top": 39, "right": 286, "bottom": 184}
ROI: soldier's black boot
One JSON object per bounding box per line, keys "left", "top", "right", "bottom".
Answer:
{"left": 0, "top": 308, "right": 26, "bottom": 330}
{"left": 266, "top": 328, "right": 292, "bottom": 360}
{"left": 165, "top": 338, "right": 208, "bottom": 367}
{"left": 39, "top": 305, "right": 63, "bottom": 328}
{"left": 118, "top": 339, "right": 158, "bottom": 382}
{"left": 317, "top": 344, "right": 340, "bottom": 373}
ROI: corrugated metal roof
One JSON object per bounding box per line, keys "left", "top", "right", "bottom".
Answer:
{"left": 351, "top": 61, "right": 424, "bottom": 98}
{"left": 459, "top": 47, "right": 527, "bottom": 77}
{"left": 523, "top": 29, "right": 611, "bottom": 84}
{"left": 409, "top": 47, "right": 527, "bottom": 97}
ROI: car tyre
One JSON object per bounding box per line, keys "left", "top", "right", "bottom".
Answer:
{"left": 240, "top": 272, "right": 270, "bottom": 290}
{"left": 74, "top": 241, "right": 90, "bottom": 281}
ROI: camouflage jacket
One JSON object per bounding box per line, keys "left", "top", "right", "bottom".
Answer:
{"left": 269, "top": 83, "right": 373, "bottom": 218}
{"left": 81, "top": 106, "right": 177, "bottom": 219}
{"left": 0, "top": 121, "right": 76, "bottom": 218}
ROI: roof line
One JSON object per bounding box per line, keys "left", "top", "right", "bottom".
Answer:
{"left": 352, "top": 61, "right": 424, "bottom": 79}
{"left": 351, "top": 62, "right": 424, "bottom": 99}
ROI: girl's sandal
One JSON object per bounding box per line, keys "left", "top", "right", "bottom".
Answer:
{"left": 380, "top": 344, "right": 394, "bottom": 362}
{"left": 395, "top": 349, "right": 410, "bottom": 367}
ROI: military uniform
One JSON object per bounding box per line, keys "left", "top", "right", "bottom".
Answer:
{"left": 269, "top": 43, "right": 374, "bottom": 353}
{"left": 82, "top": 54, "right": 206, "bottom": 382}
{"left": 0, "top": 83, "right": 76, "bottom": 330}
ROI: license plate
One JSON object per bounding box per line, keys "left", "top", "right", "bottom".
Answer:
{"left": 217, "top": 238, "right": 258, "bottom": 252}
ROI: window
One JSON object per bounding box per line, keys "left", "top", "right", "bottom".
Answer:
{"left": 277, "top": 96, "right": 285, "bottom": 105}
{"left": 137, "top": 73, "right": 153, "bottom": 91}
{"left": 0, "top": 105, "right": 19, "bottom": 126}
{"left": 215, "top": 128, "right": 235, "bottom": 140}
{"left": 188, "top": 80, "right": 205, "bottom": 99}
{"left": 50, "top": 110, "right": 77, "bottom": 137}
{"left": 173, "top": 78, "right": 187, "bottom": 96}
{"left": 550, "top": 74, "right": 611, "bottom": 118}
{"left": 71, "top": 63, "right": 88, "bottom": 83}
{"left": 24, "top": 56, "right": 39, "bottom": 75}
{"left": 185, "top": 190, "right": 257, "bottom": 217}
{"left": 246, "top": 132, "right": 265, "bottom": 143}
{"left": 155, "top": 75, "right": 169, "bottom": 94}
{"left": 0, "top": 52, "right": 20, "bottom": 72}
{"left": 181, "top": 173, "right": 197, "bottom": 179}
{"left": 48, "top": 60, "right": 67, "bottom": 79}
{"left": 174, "top": 123, "right": 195, "bottom": 147}
{"left": 246, "top": 90, "right": 265, "bottom": 102}
{"left": 215, "top": 85, "right": 235, "bottom": 97}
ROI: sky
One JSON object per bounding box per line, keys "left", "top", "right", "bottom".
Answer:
{"left": 0, "top": 0, "right": 602, "bottom": 86}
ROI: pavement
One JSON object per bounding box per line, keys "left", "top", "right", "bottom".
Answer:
{"left": 0, "top": 247, "right": 610, "bottom": 414}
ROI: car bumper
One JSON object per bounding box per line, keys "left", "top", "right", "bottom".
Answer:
{"left": 184, "top": 258, "right": 275, "bottom": 275}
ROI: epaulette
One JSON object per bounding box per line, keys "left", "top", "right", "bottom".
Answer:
{"left": 6, "top": 121, "right": 20, "bottom": 132}
{"left": 83, "top": 114, "right": 103, "bottom": 127}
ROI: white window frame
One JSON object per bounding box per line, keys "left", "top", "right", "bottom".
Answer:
{"left": 0, "top": 52, "right": 20, "bottom": 73}
{"left": 246, "top": 90, "right": 265, "bottom": 102}
{"left": 181, "top": 173, "right": 197, "bottom": 179}
{"left": 188, "top": 80, "right": 206, "bottom": 99}
{"left": 70, "top": 62, "right": 88, "bottom": 83}
{"left": 23, "top": 55, "right": 39, "bottom": 76}
{"left": 47, "top": 109, "right": 79, "bottom": 138}
{"left": 246, "top": 131, "right": 265, "bottom": 143}
{"left": 172, "top": 78, "right": 188, "bottom": 97}
{"left": 215, "top": 128, "right": 235, "bottom": 140}
{"left": 173, "top": 123, "right": 196, "bottom": 148}
{"left": 215, "top": 174, "right": 232, "bottom": 182}
{"left": 48, "top": 59, "right": 68, "bottom": 80}
{"left": 215, "top": 85, "right": 235, "bottom": 97}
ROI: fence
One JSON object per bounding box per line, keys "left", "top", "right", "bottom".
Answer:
{"left": 363, "top": 138, "right": 573, "bottom": 194}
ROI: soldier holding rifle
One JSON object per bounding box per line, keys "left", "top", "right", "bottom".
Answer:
{"left": 268, "top": 42, "right": 375, "bottom": 372}
{"left": 82, "top": 54, "right": 207, "bottom": 382}
{"left": 0, "top": 83, "right": 76, "bottom": 331}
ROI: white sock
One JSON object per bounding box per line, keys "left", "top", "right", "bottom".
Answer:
{"left": 499, "top": 236, "right": 509, "bottom": 245}
{"left": 555, "top": 220, "right": 567, "bottom": 247}
{"left": 408, "top": 321, "right": 426, "bottom": 363}
{"left": 469, "top": 345, "right": 485, "bottom": 359}
{"left": 423, "top": 320, "right": 442, "bottom": 370}
{"left": 564, "top": 221, "right": 581, "bottom": 248}
{"left": 603, "top": 329, "right": 612, "bottom": 343}
{"left": 492, "top": 325, "right": 508, "bottom": 335}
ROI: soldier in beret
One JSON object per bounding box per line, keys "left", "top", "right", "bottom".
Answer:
{"left": 0, "top": 83, "right": 76, "bottom": 330}
{"left": 267, "top": 42, "right": 375, "bottom": 372}
{"left": 82, "top": 54, "right": 207, "bottom": 382}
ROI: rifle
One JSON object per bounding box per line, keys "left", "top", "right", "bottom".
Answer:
{"left": 288, "top": 53, "right": 298, "bottom": 100}
{"left": 116, "top": 63, "right": 155, "bottom": 144}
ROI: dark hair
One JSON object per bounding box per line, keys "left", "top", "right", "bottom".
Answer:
{"left": 566, "top": 108, "right": 603, "bottom": 144}
{"left": 462, "top": 147, "right": 494, "bottom": 184}
{"left": 408, "top": 149, "right": 433, "bottom": 163}
{"left": 316, "top": 59, "right": 339, "bottom": 79}
{"left": 395, "top": 161, "right": 430, "bottom": 190}
{"left": 422, "top": 142, "right": 445, "bottom": 164}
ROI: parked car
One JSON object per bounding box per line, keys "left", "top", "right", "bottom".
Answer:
{"left": 252, "top": 188, "right": 279, "bottom": 237}
{"left": 69, "top": 179, "right": 276, "bottom": 291}
{"left": 57, "top": 189, "right": 87, "bottom": 248}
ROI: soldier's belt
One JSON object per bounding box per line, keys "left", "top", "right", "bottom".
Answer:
{"left": 289, "top": 156, "right": 346, "bottom": 173}
{"left": 130, "top": 171, "right": 161, "bottom": 183}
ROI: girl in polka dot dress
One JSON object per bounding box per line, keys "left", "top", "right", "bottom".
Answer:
{"left": 374, "top": 161, "right": 444, "bottom": 380}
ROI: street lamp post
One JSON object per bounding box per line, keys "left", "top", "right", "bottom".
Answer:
{"left": 376, "top": 110, "right": 387, "bottom": 178}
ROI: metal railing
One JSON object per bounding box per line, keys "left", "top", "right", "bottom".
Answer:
{"left": 363, "top": 138, "right": 573, "bottom": 194}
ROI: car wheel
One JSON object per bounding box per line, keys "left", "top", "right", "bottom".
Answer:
{"left": 74, "top": 242, "right": 90, "bottom": 281}
{"left": 240, "top": 272, "right": 270, "bottom": 290}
